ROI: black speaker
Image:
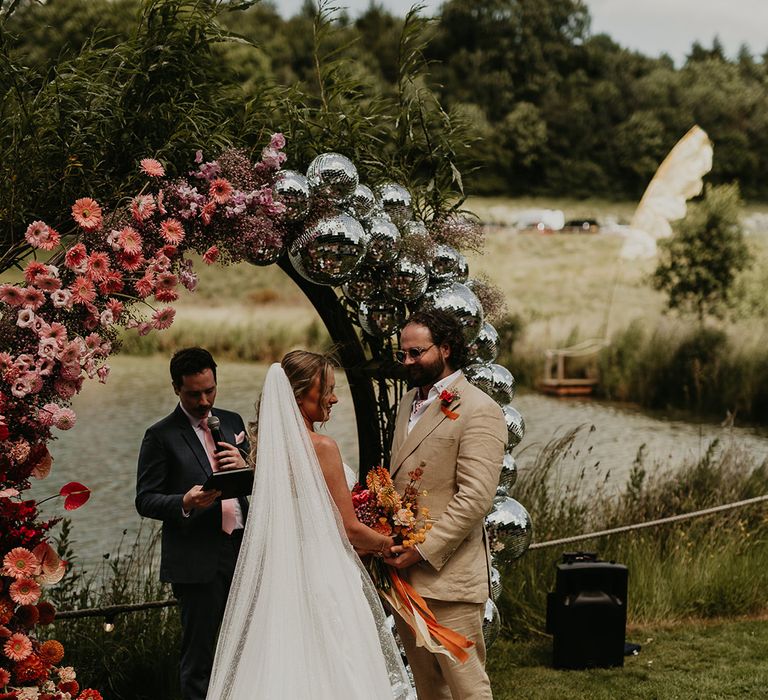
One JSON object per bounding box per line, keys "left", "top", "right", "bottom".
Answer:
{"left": 546, "top": 551, "right": 628, "bottom": 669}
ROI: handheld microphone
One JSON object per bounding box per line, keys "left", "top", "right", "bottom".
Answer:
{"left": 206, "top": 415, "right": 225, "bottom": 453}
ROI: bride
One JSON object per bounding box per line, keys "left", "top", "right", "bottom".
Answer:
{"left": 206, "top": 351, "right": 414, "bottom": 699}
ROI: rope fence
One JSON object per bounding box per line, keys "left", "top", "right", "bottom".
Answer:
{"left": 54, "top": 493, "right": 768, "bottom": 621}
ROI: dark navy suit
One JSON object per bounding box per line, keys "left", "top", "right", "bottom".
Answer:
{"left": 136, "top": 404, "right": 249, "bottom": 700}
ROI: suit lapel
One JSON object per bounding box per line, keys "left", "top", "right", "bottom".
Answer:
{"left": 390, "top": 376, "right": 465, "bottom": 478}
{"left": 174, "top": 405, "right": 213, "bottom": 479}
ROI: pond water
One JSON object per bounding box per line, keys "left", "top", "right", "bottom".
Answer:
{"left": 30, "top": 355, "right": 768, "bottom": 569}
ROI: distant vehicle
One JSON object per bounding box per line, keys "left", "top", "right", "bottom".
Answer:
{"left": 515, "top": 209, "right": 565, "bottom": 232}
{"left": 562, "top": 218, "right": 600, "bottom": 234}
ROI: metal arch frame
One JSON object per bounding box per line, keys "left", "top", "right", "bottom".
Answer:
{"left": 278, "top": 257, "right": 406, "bottom": 478}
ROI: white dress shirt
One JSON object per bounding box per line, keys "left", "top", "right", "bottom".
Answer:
{"left": 407, "top": 369, "right": 463, "bottom": 434}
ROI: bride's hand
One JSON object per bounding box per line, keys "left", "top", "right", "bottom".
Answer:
{"left": 377, "top": 536, "right": 395, "bottom": 559}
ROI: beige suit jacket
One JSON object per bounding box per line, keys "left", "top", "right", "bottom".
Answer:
{"left": 389, "top": 373, "right": 507, "bottom": 604}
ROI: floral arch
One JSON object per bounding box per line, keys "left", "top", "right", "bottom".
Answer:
{"left": 0, "top": 134, "right": 530, "bottom": 696}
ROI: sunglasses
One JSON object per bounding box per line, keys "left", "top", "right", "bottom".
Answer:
{"left": 395, "top": 344, "right": 435, "bottom": 364}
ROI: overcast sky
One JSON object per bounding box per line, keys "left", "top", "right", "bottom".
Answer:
{"left": 271, "top": 0, "right": 768, "bottom": 66}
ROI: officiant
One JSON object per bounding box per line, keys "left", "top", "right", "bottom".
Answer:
{"left": 135, "top": 347, "right": 249, "bottom": 700}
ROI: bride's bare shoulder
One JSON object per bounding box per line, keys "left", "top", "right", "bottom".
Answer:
{"left": 309, "top": 432, "right": 341, "bottom": 462}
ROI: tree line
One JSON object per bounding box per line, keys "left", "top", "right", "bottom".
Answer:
{"left": 4, "top": 0, "right": 768, "bottom": 219}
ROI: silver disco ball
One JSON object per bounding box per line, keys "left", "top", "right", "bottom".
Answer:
{"left": 490, "top": 567, "right": 502, "bottom": 602}
{"left": 468, "top": 322, "right": 500, "bottom": 363}
{"left": 464, "top": 362, "right": 493, "bottom": 392}
{"left": 306, "top": 152, "right": 359, "bottom": 201}
{"left": 418, "top": 281, "right": 483, "bottom": 344}
{"left": 245, "top": 238, "right": 284, "bottom": 267}
{"left": 495, "top": 484, "right": 509, "bottom": 501}
{"left": 483, "top": 599, "right": 501, "bottom": 649}
{"left": 272, "top": 170, "right": 310, "bottom": 222}
{"left": 376, "top": 182, "right": 412, "bottom": 226}
{"left": 386, "top": 255, "right": 429, "bottom": 303}
{"left": 501, "top": 404, "right": 525, "bottom": 450}
{"left": 455, "top": 253, "right": 469, "bottom": 283}
{"left": 345, "top": 184, "right": 376, "bottom": 220}
{"left": 364, "top": 216, "right": 401, "bottom": 265}
{"left": 341, "top": 266, "right": 379, "bottom": 304}
{"left": 465, "top": 362, "right": 515, "bottom": 405}
{"left": 499, "top": 452, "right": 518, "bottom": 491}
{"left": 485, "top": 497, "right": 532, "bottom": 564}
{"left": 430, "top": 244, "right": 465, "bottom": 283}
{"left": 358, "top": 298, "right": 405, "bottom": 338}
{"left": 401, "top": 220, "right": 428, "bottom": 237}
{"left": 288, "top": 213, "right": 368, "bottom": 286}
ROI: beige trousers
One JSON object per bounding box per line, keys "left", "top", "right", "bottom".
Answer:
{"left": 395, "top": 598, "right": 491, "bottom": 700}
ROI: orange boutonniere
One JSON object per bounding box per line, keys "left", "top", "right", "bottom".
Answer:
{"left": 439, "top": 389, "right": 460, "bottom": 420}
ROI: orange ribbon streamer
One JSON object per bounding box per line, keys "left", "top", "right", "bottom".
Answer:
{"left": 387, "top": 568, "right": 474, "bottom": 663}
{"left": 440, "top": 405, "right": 459, "bottom": 420}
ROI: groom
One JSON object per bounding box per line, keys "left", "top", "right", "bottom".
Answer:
{"left": 135, "top": 347, "right": 249, "bottom": 700}
{"left": 385, "top": 310, "right": 507, "bottom": 700}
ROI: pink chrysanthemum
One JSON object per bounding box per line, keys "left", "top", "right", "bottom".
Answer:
{"left": 71, "top": 197, "right": 103, "bottom": 231}
{"left": 86, "top": 252, "right": 110, "bottom": 282}
{"left": 4, "top": 632, "right": 32, "bottom": 661}
{"left": 21, "top": 288, "right": 45, "bottom": 310}
{"left": 35, "top": 275, "right": 62, "bottom": 293}
{"left": 64, "top": 243, "right": 88, "bottom": 271}
{"left": 53, "top": 407, "right": 77, "bottom": 431}
{"left": 117, "top": 251, "right": 145, "bottom": 272}
{"left": 140, "top": 158, "right": 165, "bottom": 177}
{"left": 106, "top": 298, "right": 124, "bottom": 319}
{"left": 209, "top": 178, "right": 233, "bottom": 204}
{"left": 151, "top": 307, "right": 176, "bottom": 330}
{"left": 270, "top": 132, "right": 286, "bottom": 150}
{"left": 117, "top": 226, "right": 142, "bottom": 254}
{"left": 70, "top": 276, "right": 96, "bottom": 305}
{"left": 2, "top": 548, "right": 40, "bottom": 579}
{"left": 202, "top": 246, "right": 219, "bottom": 265}
{"left": 24, "top": 221, "right": 46, "bottom": 246}
{"left": 131, "top": 194, "right": 156, "bottom": 222}
{"left": 9, "top": 578, "right": 41, "bottom": 606}
{"left": 160, "top": 218, "right": 185, "bottom": 245}
{"left": 23, "top": 261, "right": 48, "bottom": 284}
{"left": 135, "top": 275, "right": 155, "bottom": 298}
{"left": 0, "top": 284, "right": 24, "bottom": 306}
{"left": 200, "top": 200, "right": 216, "bottom": 225}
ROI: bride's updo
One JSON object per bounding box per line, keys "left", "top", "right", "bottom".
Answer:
{"left": 247, "top": 351, "right": 337, "bottom": 463}
{"left": 281, "top": 350, "right": 337, "bottom": 405}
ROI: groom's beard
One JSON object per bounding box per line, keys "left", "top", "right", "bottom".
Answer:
{"left": 407, "top": 354, "right": 446, "bottom": 389}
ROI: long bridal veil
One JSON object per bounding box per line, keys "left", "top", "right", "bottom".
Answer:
{"left": 207, "top": 363, "right": 414, "bottom": 699}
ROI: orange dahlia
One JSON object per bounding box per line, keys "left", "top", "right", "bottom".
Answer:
{"left": 40, "top": 639, "right": 64, "bottom": 664}
{"left": 13, "top": 652, "right": 47, "bottom": 683}
{"left": 78, "top": 690, "right": 104, "bottom": 700}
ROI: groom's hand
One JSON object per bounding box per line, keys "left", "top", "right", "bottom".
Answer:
{"left": 383, "top": 545, "right": 423, "bottom": 569}
{"left": 214, "top": 442, "right": 246, "bottom": 470}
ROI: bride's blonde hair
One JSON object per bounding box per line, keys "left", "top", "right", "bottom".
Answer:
{"left": 247, "top": 350, "right": 338, "bottom": 464}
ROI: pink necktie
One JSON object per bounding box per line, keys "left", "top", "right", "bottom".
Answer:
{"left": 199, "top": 419, "right": 238, "bottom": 535}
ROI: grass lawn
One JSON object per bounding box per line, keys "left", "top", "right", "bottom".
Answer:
{"left": 488, "top": 617, "right": 768, "bottom": 699}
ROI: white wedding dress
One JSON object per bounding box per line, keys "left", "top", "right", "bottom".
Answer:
{"left": 207, "top": 364, "right": 414, "bottom": 699}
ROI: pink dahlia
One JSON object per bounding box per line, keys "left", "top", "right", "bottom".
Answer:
{"left": 134, "top": 275, "right": 155, "bottom": 298}
{"left": 202, "top": 246, "right": 219, "bottom": 265}
{"left": 131, "top": 194, "right": 156, "bottom": 222}
{"left": 23, "top": 261, "right": 48, "bottom": 284}
{"left": 21, "top": 288, "right": 44, "bottom": 310}
{"left": 140, "top": 157, "right": 165, "bottom": 177}
{"left": 209, "top": 178, "right": 233, "bottom": 204}
{"left": 106, "top": 298, "right": 124, "bottom": 319}
{"left": 64, "top": 243, "right": 88, "bottom": 271}
{"left": 35, "top": 275, "right": 62, "bottom": 293}
{"left": 86, "top": 252, "right": 110, "bottom": 282}
{"left": 53, "top": 407, "right": 77, "bottom": 431}
{"left": 160, "top": 218, "right": 185, "bottom": 245}
{"left": 117, "top": 251, "right": 145, "bottom": 272}
{"left": 2, "top": 548, "right": 40, "bottom": 579}
{"left": 10, "top": 578, "right": 41, "bottom": 606}
{"left": 70, "top": 276, "right": 96, "bottom": 305}
{"left": 71, "top": 197, "right": 103, "bottom": 231}
{"left": 0, "top": 284, "right": 24, "bottom": 306}
{"left": 3, "top": 632, "right": 32, "bottom": 661}
{"left": 151, "top": 306, "right": 176, "bottom": 330}
{"left": 117, "top": 226, "right": 142, "bottom": 254}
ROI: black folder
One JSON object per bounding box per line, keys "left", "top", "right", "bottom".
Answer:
{"left": 202, "top": 468, "right": 254, "bottom": 500}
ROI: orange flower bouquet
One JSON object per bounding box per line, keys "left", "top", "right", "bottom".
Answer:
{"left": 352, "top": 466, "right": 474, "bottom": 663}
